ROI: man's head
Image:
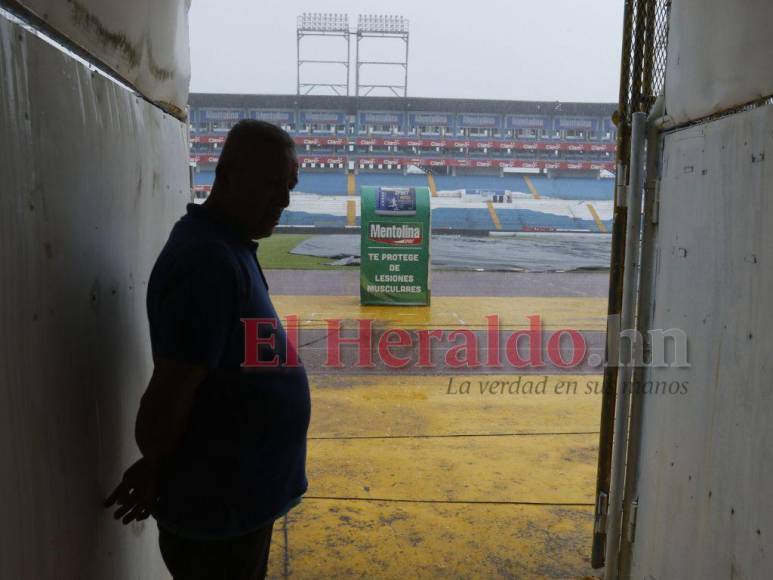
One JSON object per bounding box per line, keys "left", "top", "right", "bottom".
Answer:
{"left": 207, "top": 119, "right": 298, "bottom": 239}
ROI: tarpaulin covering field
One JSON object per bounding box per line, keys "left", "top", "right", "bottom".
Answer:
{"left": 290, "top": 233, "right": 611, "bottom": 272}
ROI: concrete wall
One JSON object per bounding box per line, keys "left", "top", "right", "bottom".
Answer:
{"left": 629, "top": 104, "right": 773, "bottom": 578}
{"left": 14, "top": 0, "right": 190, "bottom": 114}
{"left": 0, "top": 15, "right": 188, "bottom": 579}
{"left": 665, "top": 0, "right": 773, "bottom": 124}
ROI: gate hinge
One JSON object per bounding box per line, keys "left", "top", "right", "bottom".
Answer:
{"left": 626, "top": 498, "right": 639, "bottom": 543}
{"left": 649, "top": 177, "right": 661, "bottom": 224}
{"left": 594, "top": 491, "right": 609, "bottom": 533}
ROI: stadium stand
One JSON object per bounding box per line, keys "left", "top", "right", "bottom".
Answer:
{"left": 432, "top": 208, "right": 495, "bottom": 230}
{"left": 188, "top": 94, "right": 617, "bottom": 232}
{"left": 529, "top": 176, "right": 614, "bottom": 200}
{"left": 434, "top": 174, "right": 528, "bottom": 193}
{"left": 194, "top": 171, "right": 215, "bottom": 185}
{"left": 496, "top": 207, "right": 601, "bottom": 231}
{"left": 280, "top": 211, "right": 350, "bottom": 228}
{"left": 356, "top": 173, "right": 429, "bottom": 188}
{"left": 295, "top": 172, "right": 348, "bottom": 195}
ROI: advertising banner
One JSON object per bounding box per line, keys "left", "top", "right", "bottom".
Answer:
{"left": 252, "top": 110, "right": 295, "bottom": 125}
{"left": 458, "top": 114, "right": 501, "bottom": 128}
{"left": 359, "top": 112, "right": 404, "bottom": 126}
{"left": 300, "top": 111, "right": 346, "bottom": 125}
{"left": 360, "top": 186, "right": 431, "bottom": 306}
{"left": 506, "top": 116, "right": 550, "bottom": 130}
{"left": 555, "top": 117, "right": 599, "bottom": 131}
{"left": 409, "top": 113, "right": 453, "bottom": 126}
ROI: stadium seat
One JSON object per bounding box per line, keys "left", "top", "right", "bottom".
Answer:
{"left": 295, "top": 172, "right": 348, "bottom": 196}
{"left": 432, "top": 208, "right": 495, "bottom": 230}
{"left": 356, "top": 173, "right": 429, "bottom": 188}
{"left": 529, "top": 176, "right": 614, "bottom": 200}
{"left": 193, "top": 171, "right": 215, "bottom": 185}
{"left": 434, "top": 174, "right": 528, "bottom": 193}
{"left": 495, "top": 208, "right": 598, "bottom": 231}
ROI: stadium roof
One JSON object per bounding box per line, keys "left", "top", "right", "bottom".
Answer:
{"left": 188, "top": 93, "right": 615, "bottom": 117}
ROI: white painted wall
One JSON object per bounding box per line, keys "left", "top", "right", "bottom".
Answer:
{"left": 13, "top": 0, "right": 190, "bottom": 114}
{"left": 629, "top": 104, "right": 773, "bottom": 578}
{"left": 0, "top": 16, "right": 188, "bottom": 579}
{"left": 666, "top": 0, "right": 773, "bottom": 123}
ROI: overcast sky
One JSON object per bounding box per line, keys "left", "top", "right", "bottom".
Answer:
{"left": 189, "top": 0, "right": 623, "bottom": 103}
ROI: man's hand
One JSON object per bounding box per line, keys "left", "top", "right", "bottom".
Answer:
{"left": 104, "top": 457, "right": 159, "bottom": 524}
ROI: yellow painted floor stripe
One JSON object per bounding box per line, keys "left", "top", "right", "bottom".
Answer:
{"left": 486, "top": 200, "right": 502, "bottom": 230}
{"left": 427, "top": 172, "right": 437, "bottom": 197}
{"left": 587, "top": 203, "right": 608, "bottom": 233}
{"left": 524, "top": 174, "right": 541, "bottom": 199}
{"left": 267, "top": 371, "right": 602, "bottom": 577}
{"left": 266, "top": 290, "right": 606, "bottom": 577}
{"left": 272, "top": 295, "right": 608, "bottom": 330}
{"left": 269, "top": 502, "right": 596, "bottom": 578}
{"left": 308, "top": 434, "right": 598, "bottom": 503}
{"left": 309, "top": 374, "right": 603, "bottom": 439}
{"left": 346, "top": 199, "right": 356, "bottom": 226}
{"left": 347, "top": 172, "right": 356, "bottom": 195}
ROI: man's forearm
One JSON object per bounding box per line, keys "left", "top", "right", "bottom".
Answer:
{"left": 135, "top": 359, "right": 208, "bottom": 463}
{"left": 135, "top": 390, "right": 192, "bottom": 463}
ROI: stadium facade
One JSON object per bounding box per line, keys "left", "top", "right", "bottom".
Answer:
{"left": 188, "top": 94, "right": 617, "bottom": 233}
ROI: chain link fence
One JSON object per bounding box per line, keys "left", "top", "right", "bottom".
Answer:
{"left": 616, "top": 0, "right": 671, "bottom": 166}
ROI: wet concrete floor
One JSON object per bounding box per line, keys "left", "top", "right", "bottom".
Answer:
{"left": 264, "top": 270, "right": 606, "bottom": 579}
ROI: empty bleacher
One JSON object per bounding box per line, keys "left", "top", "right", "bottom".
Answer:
{"left": 432, "top": 174, "right": 614, "bottom": 200}
{"left": 193, "top": 167, "right": 612, "bottom": 233}
{"left": 496, "top": 207, "right": 600, "bottom": 231}
{"left": 432, "top": 208, "right": 495, "bottom": 230}
{"left": 356, "top": 172, "right": 429, "bottom": 188}
{"left": 434, "top": 174, "right": 528, "bottom": 193}
{"left": 295, "top": 172, "right": 348, "bottom": 195}
{"left": 529, "top": 176, "right": 614, "bottom": 200}
{"left": 194, "top": 171, "right": 215, "bottom": 185}
{"left": 197, "top": 169, "right": 614, "bottom": 203}
{"left": 280, "top": 194, "right": 354, "bottom": 228}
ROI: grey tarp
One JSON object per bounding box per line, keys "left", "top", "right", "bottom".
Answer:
{"left": 290, "top": 234, "right": 611, "bottom": 272}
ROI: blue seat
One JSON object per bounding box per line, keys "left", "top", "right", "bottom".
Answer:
{"left": 357, "top": 173, "right": 428, "bottom": 188}
{"left": 193, "top": 171, "right": 215, "bottom": 185}
{"left": 496, "top": 208, "right": 596, "bottom": 231}
{"left": 529, "top": 177, "right": 614, "bottom": 200}
{"left": 434, "top": 174, "right": 528, "bottom": 192}
{"left": 296, "top": 172, "right": 348, "bottom": 196}
{"left": 431, "top": 208, "right": 495, "bottom": 230}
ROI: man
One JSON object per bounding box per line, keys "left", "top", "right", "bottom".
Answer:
{"left": 105, "top": 120, "right": 310, "bottom": 580}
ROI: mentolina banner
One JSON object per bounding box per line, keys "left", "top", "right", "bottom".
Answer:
{"left": 360, "top": 186, "right": 431, "bottom": 306}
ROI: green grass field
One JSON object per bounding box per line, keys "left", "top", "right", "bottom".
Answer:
{"left": 257, "top": 234, "right": 352, "bottom": 270}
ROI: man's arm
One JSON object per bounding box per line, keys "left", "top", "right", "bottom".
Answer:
{"left": 104, "top": 358, "right": 208, "bottom": 524}
{"left": 105, "top": 248, "right": 237, "bottom": 524}
{"left": 135, "top": 357, "right": 208, "bottom": 463}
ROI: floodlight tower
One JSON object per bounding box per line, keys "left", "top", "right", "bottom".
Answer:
{"left": 355, "top": 15, "right": 410, "bottom": 97}
{"left": 296, "top": 13, "right": 351, "bottom": 95}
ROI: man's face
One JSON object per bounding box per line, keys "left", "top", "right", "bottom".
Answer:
{"left": 229, "top": 148, "right": 298, "bottom": 239}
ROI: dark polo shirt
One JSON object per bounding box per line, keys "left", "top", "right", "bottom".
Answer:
{"left": 147, "top": 203, "right": 310, "bottom": 539}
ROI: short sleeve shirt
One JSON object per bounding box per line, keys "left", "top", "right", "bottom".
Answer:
{"left": 147, "top": 203, "right": 310, "bottom": 539}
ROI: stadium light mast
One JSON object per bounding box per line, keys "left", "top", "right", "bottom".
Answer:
{"left": 296, "top": 13, "right": 351, "bottom": 96}
{"left": 355, "top": 15, "right": 410, "bottom": 97}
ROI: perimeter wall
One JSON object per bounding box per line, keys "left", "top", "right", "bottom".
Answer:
{"left": 624, "top": 0, "right": 773, "bottom": 577}
{"left": 0, "top": 2, "right": 189, "bottom": 577}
